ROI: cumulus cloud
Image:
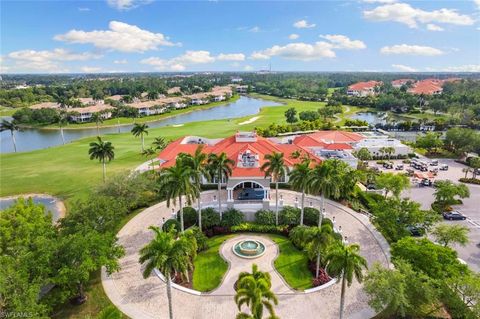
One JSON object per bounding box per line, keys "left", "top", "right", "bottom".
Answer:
{"left": 380, "top": 44, "right": 444, "bottom": 56}
{"left": 141, "top": 50, "right": 217, "bottom": 71}
{"left": 217, "top": 53, "right": 245, "bottom": 61}
{"left": 319, "top": 34, "right": 366, "bottom": 50}
{"left": 392, "top": 64, "right": 417, "bottom": 72}
{"left": 426, "top": 24, "right": 444, "bottom": 31}
{"left": 81, "top": 66, "right": 102, "bottom": 73}
{"left": 4, "top": 48, "right": 100, "bottom": 73}
{"left": 288, "top": 33, "right": 300, "bottom": 40}
{"left": 106, "top": 0, "right": 152, "bottom": 10}
{"left": 293, "top": 19, "right": 316, "bottom": 29}
{"left": 250, "top": 34, "right": 366, "bottom": 61}
{"left": 363, "top": 3, "right": 474, "bottom": 28}
{"left": 113, "top": 59, "right": 128, "bottom": 64}
{"left": 54, "top": 21, "right": 177, "bottom": 53}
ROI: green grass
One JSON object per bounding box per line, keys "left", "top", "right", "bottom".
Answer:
{"left": 0, "top": 95, "right": 330, "bottom": 204}
{"left": 0, "top": 106, "right": 17, "bottom": 116}
{"left": 268, "top": 234, "right": 313, "bottom": 290}
{"left": 192, "top": 234, "right": 235, "bottom": 291}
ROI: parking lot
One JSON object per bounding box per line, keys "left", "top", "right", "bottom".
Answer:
{"left": 370, "top": 158, "right": 480, "bottom": 272}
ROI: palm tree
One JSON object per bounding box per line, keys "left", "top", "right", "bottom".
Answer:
{"left": 235, "top": 264, "right": 279, "bottom": 319}
{"left": 88, "top": 137, "right": 115, "bottom": 182}
{"left": 152, "top": 136, "right": 168, "bottom": 151}
{"left": 179, "top": 146, "right": 208, "bottom": 231}
{"left": 0, "top": 119, "right": 20, "bottom": 153}
{"left": 131, "top": 123, "right": 149, "bottom": 152}
{"left": 288, "top": 159, "right": 312, "bottom": 226}
{"left": 326, "top": 243, "right": 368, "bottom": 319}
{"left": 462, "top": 167, "right": 472, "bottom": 179}
{"left": 306, "top": 224, "right": 335, "bottom": 278}
{"left": 158, "top": 158, "right": 198, "bottom": 232}
{"left": 309, "top": 161, "right": 341, "bottom": 226}
{"left": 57, "top": 110, "right": 68, "bottom": 145}
{"left": 142, "top": 147, "right": 157, "bottom": 174}
{"left": 207, "top": 152, "right": 234, "bottom": 219}
{"left": 90, "top": 112, "right": 104, "bottom": 135}
{"left": 261, "top": 152, "right": 287, "bottom": 226}
{"left": 139, "top": 227, "right": 196, "bottom": 319}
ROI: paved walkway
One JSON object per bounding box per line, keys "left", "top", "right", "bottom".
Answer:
{"left": 102, "top": 190, "right": 390, "bottom": 319}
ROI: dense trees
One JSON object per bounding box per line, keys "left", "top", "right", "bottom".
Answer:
{"left": 375, "top": 172, "right": 410, "bottom": 198}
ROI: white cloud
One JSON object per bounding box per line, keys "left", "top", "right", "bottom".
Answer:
{"left": 437, "top": 64, "right": 480, "bottom": 72}
{"left": 288, "top": 33, "right": 300, "bottom": 40}
{"left": 113, "top": 59, "right": 128, "bottom": 64}
{"left": 362, "top": 0, "right": 397, "bottom": 3}
{"left": 106, "top": 0, "right": 152, "bottom": 11}
{"left": 249, "top": 26, "right": 261, "bottom": 33}
{"left": 244, "top": 65, "right": 254, "bottom": 71}
{"left": 141, "top": 50, "right": 216, "bottom": 71}
{"left": 319, "top": 34, "right": 366, "bottom": 50}
{"left": 364, "top": 3, "right": 474, "bottom": 28}
{"left": 251, "top": 42, "right": 336, "bottom": 61}
{"left": 78, "top": 7, "right": 90, "bottom": 11}
{"left": 426, "top": 24, "right": 444, "bottom": 31}
{"left": 380, "top": 44, "right": 444, "bottom": 56}
{"left": 54, "top": 21, "right": 177, "bottom": 53}
{"left": 5, "top": 48, "right": 101, "bottom": 73}
{"left": 81, "top": 66, "right": 102, "bottom": 73}
{"left": 475, "top": 0, "right": 480, "bottom": 9}
{"left": 392, "top": 64, "right": 417, "bottom": 72}
{"left": 217, "top": 53, "right": 245, "bottom": 61}
{"left": 293, "top": 19, "right": 316, "bottom": 29}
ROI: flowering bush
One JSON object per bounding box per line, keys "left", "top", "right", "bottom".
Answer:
{"left": 312, "top": 268, "right": 331, "bottom": 287}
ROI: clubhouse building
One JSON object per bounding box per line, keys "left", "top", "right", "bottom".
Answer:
{"left": 157, "top": 130, "right": 410, "bottom": 210}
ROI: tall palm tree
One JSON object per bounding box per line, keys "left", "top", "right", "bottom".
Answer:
{"left": 90, "top": 112, "right": 104, "bottom": 135}
{"left": 235, "top": 264, "right": 279, "bottom": 319}
{"left": 142, "top": 147, "right": 157, "bottom": 174}
{"left": 207, "top": 152, "right": 234, "bottom": 219}
{"left": 179, "top": 146, "right": 208, "bottom": 231}
{"left": 158, "top": 158, "right": 198, "bottom": 232}
{"left": 152, "top": 136, "right": 167, "bottom": 151}
{"left": 139, "top": 227, "right": 195, "bottom": 319}
{"left": 326, "top": 243, "right": 368, "bottom": 319}
{"left": 261, "top": 152, "right": 287, "bottom": 226}
{"left": 288, "top": 159, "right": 312, "bottom": 226}
{"left": 88, "top": 136, "right": 115, "bottom": 182}
{"left": 0, "top": 119, "right": 20, "bottom": 153}
{"left": 57, "top": 110, "right": 68, "bottom": 145}
{"left": 131, "top": 123, "right": 149, "bottom": 152}
{"left": 305, "top": 224, "right": 335, "bottom": 278}
{"left": 310, "top": 160, "right": 343, "bottom": 226}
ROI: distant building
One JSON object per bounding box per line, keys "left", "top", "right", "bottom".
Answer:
{"left": 391, "top": 79, "right": 415, "bottom": 89}
{"left": 69, "top": 105, "right": 114, "bottom": 122}
{"left": 347, "top": 81, "right": 382, "bottom": 97}
{"left": 408, "top": 79, "right": 443, "bottom": 95}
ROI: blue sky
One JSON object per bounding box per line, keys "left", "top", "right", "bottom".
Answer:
{"left": 1, "top": 0, "right": 479, "bottom": 73}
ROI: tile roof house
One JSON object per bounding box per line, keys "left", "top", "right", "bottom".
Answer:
{"left": 347, "top": 81, "right": 382, "bottom": 97}
{"left": 408, "top": 79, "right": 443, "bottom": 95}
{"left": 391, "top": 79, "right": 415, "bottom": 88}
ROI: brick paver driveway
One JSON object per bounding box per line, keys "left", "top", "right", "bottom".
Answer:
{"left": 102, "top": 190, "right": 389, "bottom": 319}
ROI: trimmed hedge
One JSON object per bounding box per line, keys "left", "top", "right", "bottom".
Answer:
{"left": 459, "top": 177, "right": 480, "bottom": 185}
{"left": 201, "top": 207, "right": 221, "bottom": 229}
{"left": 162, "top": 219, "right": 181, "bottom": 233}
{"left": 177, "top": 206, "right": 197, "bottom": 228}
{"left": 231, "top": 222, "right": 289, "bottom": 235}
{"left": 221, "top": 208, "right": 245, "bottom": 227}
{"left": 187, "top": 226, "right": 209, "bottom": 252}
{"left": 279, "top": 206, "right": 300, "bottom": 225}
{"left": 255, "top": 209, "right": 276, "bottom": 225}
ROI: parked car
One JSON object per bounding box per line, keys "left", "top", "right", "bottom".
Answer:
{"left": 430, "top": 160, "right": 439, "bottom": 166}
{"left": 406, "top": 225, "right": 424, "bottom": 237}
{"left": 420, "top": 178, "right": 432, "bottom": 186}
{"left": 419, "top": 165, "right": 428, "bottom": 172}
{"left": 395, "top": 164, "right": 404, "bottom": 170}
{"left": 442, "top": 211, "right": 467, "bottom": 220}
{"left": 406, "top": 168, "right": 415, "bottom": 176}
{"left": 383, "top": 162, "right": 393, "bottom": 169}
{"left": 439, "top": 164, "right": 449, "bottom": 171}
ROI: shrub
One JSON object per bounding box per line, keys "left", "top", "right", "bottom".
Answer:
{"left": 459, "top": 177, "right": 480, "bottom": 185}
{"left": 231, "top": 222, "right": 288, "bottom": 235}
{"left": 201, "top": 207, "right": 221, "bottom": 229}
{"left": 221, "top": 208, "right": 245, "bottom": 227}
{"left": 187, "top": 226, "right": 209, "bottom": 252}
{"left": 279, "top": 206, "right": 300, "bottom": 225}
{"left": 177, "top": 206, "right": 197, "bottom": 228}
{"left": 303, "top": 207, "right": 320, "bottom": 226}
{"left": 310, "top": 267, "right": 331, "bottom": 287}
{"left": 162, "top": 219, "right": 180, "bottom": 233}
{"left": 439, "top": 283, "right": 477, "bottom": 319}
{"left": 255, "top": 209, "right": 276, "bottom": 225}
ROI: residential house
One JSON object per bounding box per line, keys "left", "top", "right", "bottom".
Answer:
{"left": 347, "top": 81, "right": 382, "bottom": 97}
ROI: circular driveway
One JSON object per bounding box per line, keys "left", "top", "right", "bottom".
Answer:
{"left": 102, "top": 190, "right": 389, "bottom": 319}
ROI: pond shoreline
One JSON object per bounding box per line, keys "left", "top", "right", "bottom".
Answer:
{"left": 0, "top": 193, "right": 66, "bottom": 220}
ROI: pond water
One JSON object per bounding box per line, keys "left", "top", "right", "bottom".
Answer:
{"left": 1, "top": 96, "right": 282, "bottom": 153}
{"left": 0, "top": 195, "right": 63, "bottom": 222}
{"left": 349, "top": 112, "right": 388, "bottom": 125}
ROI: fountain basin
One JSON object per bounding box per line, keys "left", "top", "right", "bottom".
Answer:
{"left": 233, "top": 239, "right": 266, "bottom": 259}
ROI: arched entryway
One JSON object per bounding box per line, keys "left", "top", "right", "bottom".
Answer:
{"left": 226, "top": 179, "right": 271, "bottom": 202}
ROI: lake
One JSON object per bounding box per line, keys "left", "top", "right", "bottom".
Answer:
{"left": 0, "top": 195, "right": 64, "bottom": 222}
{"left": 1, "top": 96, "right": 282, "bottom": 153}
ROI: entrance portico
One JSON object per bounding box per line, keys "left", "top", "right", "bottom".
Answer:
{"left": 226, "top": 178, "right": 271, "bottom": 210}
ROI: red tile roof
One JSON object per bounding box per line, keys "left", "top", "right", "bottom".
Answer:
{"left": 348, "top": 81, "right": 382, "bottom": 91}
{"left": 308, "top": 130, "right": 363, "bottom": 143}
{"left": 408, "top": 80, "right": 443, "bottom": 95}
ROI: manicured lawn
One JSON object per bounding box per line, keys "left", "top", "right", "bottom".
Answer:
{"left": 193, "top": 234, "right": 235, "bottom": 291}
{"left": 268, "top": 234, "right": 313, "bottom": 290}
